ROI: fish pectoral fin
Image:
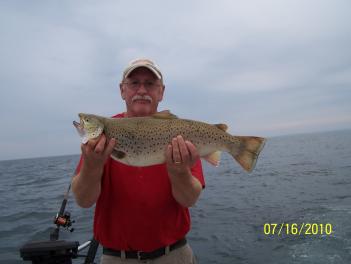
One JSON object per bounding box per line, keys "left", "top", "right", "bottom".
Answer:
{"left": 152, "top": 110, "right": 178, "bottom": 119}
{"left": 214, "top": 123, "right": 228, "bottom": 132}
{"left": 82, "top": 137, "right": 89, "bottom": 145}
{"left": 203, "top": 151, "right": 222, "bottom": 167}
{"left": 111, "top": 149, "right": 126, "bottom": 159}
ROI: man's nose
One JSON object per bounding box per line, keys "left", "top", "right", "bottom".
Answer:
{"left": 136, "top": 83, "right": 148, "bottom": 93}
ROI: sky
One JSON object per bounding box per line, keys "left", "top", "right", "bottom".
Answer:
{"left": 0, "top": 0, "right": 350, "bottom": 160}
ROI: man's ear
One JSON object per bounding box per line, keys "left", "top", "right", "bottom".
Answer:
{"left": 120, "top": 83, "right": 125, "bottom": 100}
{"left": 158, "top": 85, "right": 165, "bottom": 102}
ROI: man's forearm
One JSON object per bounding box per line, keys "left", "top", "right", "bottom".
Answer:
{"left": 71, "top": 134, "right": 115, "bottom": 208}
{"left": 169, "top": 169, "right": 202, "bottom": 208}
{"left": 71, "top": 165, "right": 103, "bottom": 208}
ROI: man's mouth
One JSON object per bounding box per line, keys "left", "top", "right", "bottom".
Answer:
{"left": 134, "top": 99, "right": 150, "bottom": 104}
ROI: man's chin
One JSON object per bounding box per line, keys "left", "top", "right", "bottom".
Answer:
{"left": 131, "top": 104, "right": 154, "bottom": 116}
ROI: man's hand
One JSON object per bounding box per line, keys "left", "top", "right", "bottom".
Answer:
{"left": 166, "top": 135, "right": 199, "bottom": 175}
{"left": 165, "top": 135, "right": 202, "bottom": 207}
{"left": 81, "top": 134, "right": 116, "bottom": 171}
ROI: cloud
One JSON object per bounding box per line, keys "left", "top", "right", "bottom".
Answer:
{"left": 0, "top": 0, "right": 350, "bottom": 160}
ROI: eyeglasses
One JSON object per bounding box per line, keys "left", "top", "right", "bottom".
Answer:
{"left": 123, "top": 80, "right": 161, "bottom": 90}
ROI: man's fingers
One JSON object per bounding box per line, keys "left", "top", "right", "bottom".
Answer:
{"left": 185, "top": 140, "right": 199, "bottom": 160}
{"left": 172, "top": 137, "right": 182, "bottom": 163}
{"left": 94, "top": 135, "right": 107, "bottom": 154}
{"left": 165, "top": 144, "right": 173, "bottom": 165}
{"left": 104, "top": 138, "right": 117, "bottom": 157}
{"left": 177, "top": 136, "right": 190, "bottom": 162}
{"left": 87, "top": 137, "right": 100, "bottom": 149}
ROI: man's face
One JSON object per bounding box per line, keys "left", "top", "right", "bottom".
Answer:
{"left": 120, "top": 67, "right": 165, "bottom": 117}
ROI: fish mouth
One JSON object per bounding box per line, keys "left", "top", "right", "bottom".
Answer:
{"left": 73, "top": 120, "right": 86, "bottom": 138}
{"left": 73, "top": 120, "right": 82, "bottom": 129}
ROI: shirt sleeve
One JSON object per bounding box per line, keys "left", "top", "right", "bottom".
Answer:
{"left": 191, "top": 159, "right": 205, "bottom": 189}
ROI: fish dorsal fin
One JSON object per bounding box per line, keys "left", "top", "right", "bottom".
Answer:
{"left": 214, "top": 123, "right": 228, "bottom": 132}
{"left": 152, "top": 110, "right": 178, "bottom": 119}
{"left": 203, "top": 151, "right": 222, "bottom": 167}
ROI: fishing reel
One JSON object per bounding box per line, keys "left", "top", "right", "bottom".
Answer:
{"left": 54, "top": 211, "right": 75, "bottom": 233}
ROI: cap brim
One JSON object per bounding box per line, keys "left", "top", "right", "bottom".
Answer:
{"left": 124, "top": 64, "right": 162, "bottom": 80}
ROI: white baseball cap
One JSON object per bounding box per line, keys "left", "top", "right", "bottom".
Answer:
{"left": 122, "top": 58, "right": 163, "bottom": 81}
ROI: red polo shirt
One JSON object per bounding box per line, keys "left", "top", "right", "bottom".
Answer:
{"left": 75, "top": 113, "right": 205, "bottom": 252}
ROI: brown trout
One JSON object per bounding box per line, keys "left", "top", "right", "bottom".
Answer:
{"left": 73, "top": 111, "right": 266, "bottom": 172}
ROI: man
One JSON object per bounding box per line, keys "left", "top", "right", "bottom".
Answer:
{"left": 72, "top": 58, "right": 205, "bottom": 264}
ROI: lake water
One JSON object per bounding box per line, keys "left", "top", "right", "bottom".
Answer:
{"left": 1, "top": 130, "right": 350, "bottom": 263}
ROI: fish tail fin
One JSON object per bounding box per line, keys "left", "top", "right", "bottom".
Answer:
{"left": 229, "top": 136, "right": 266, "bottom": 172}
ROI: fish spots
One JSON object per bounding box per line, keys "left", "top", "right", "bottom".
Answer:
{"left": 101, "top": 115, "right": 235, "bottom": 166}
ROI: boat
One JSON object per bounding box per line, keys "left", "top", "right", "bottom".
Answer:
{"left": 19, "top": 184, "right": 100, "bottom": 264}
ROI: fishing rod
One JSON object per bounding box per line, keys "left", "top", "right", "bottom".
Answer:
{"left": 19, "top": 183, "right": 99, "bottom": 264}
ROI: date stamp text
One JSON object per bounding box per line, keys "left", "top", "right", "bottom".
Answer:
{"left": 263, "top": 223, "right": 333, "bottom": 236}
